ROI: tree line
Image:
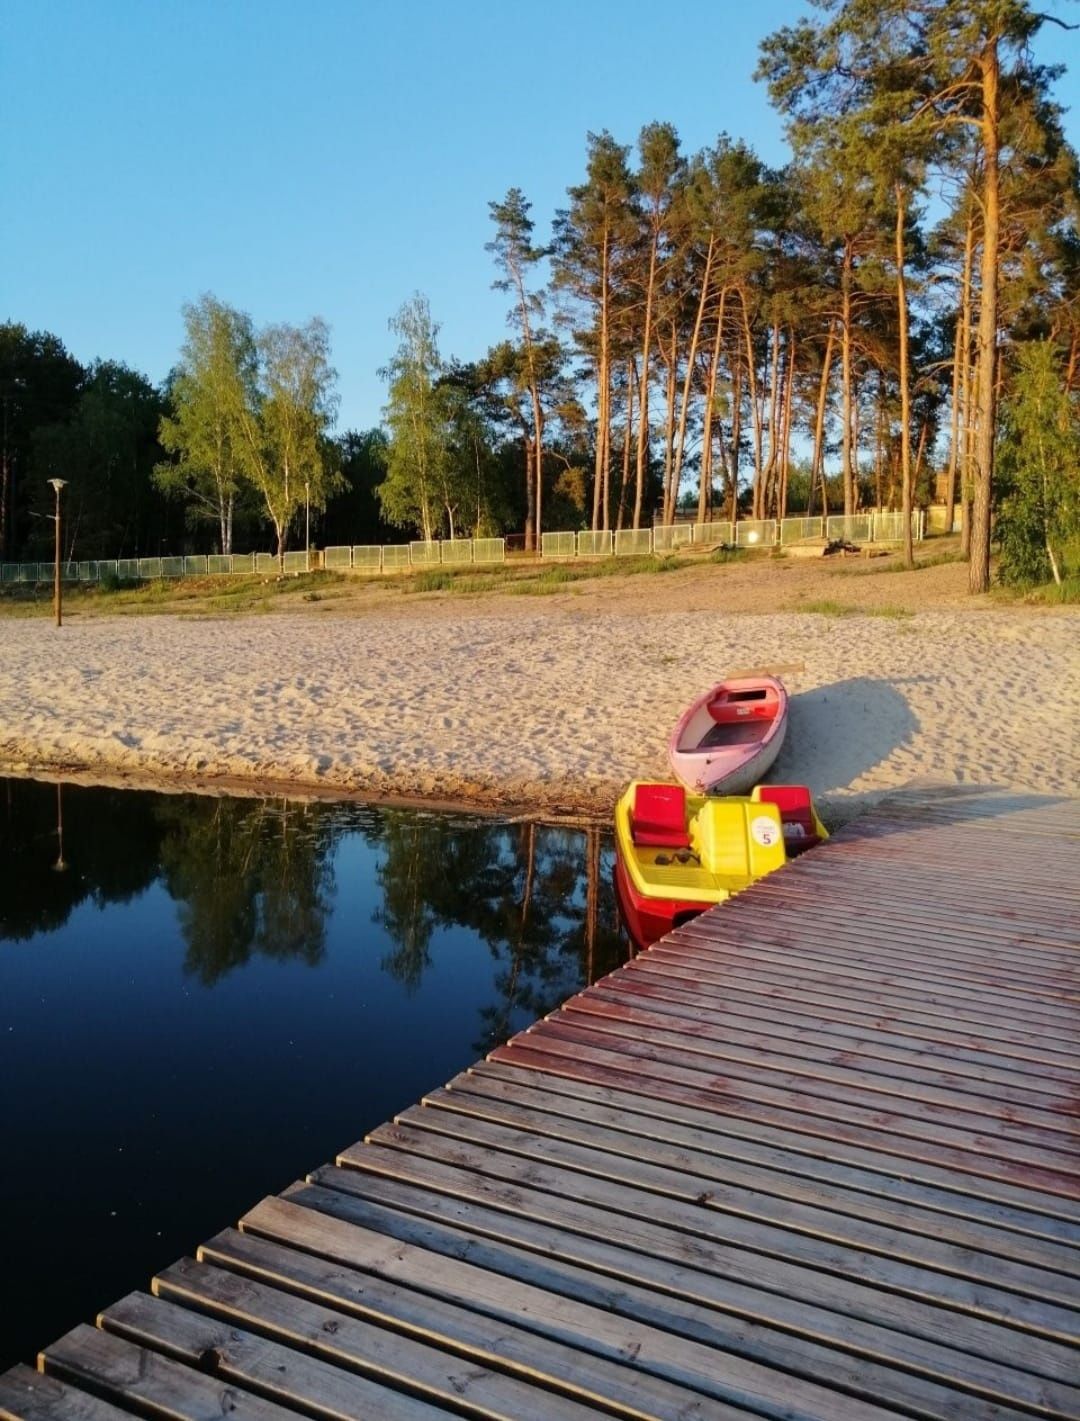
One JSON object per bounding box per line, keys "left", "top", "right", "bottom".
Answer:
{"left": 2, "top": 0, "right": 1076, "bottom": 590}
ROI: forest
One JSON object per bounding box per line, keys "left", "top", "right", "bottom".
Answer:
{"left": 1, "top": 1, "right": 1077, "bottom": 593}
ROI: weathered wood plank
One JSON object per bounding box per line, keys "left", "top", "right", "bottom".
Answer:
{"left": 494, "top": 1025, "right": 1080, "bottom": 1173}
{"left": 560, "top": 992, "right": 1075, "bottom": 1114}
{"left": 0, "top": 1367, "right": 131, "bottom": 1421}
{"left": 148, "top": 1260, "right": 619, "bottom": 1421}
{"left": 237, "top": 1196, "right": 1080, "bottom": 1418}
{"left": 264, "top": 1184, "right": 1080, "bottom": 1408}
{"left": 347, "top": 1122, "right": 1080, "bottom": 1314}
{"left": 98, "top": 1293, "right": 455, "bottom": 1420}
{"left": 602, "top": 963, "right": 1080, "bottom": 1068}
{"left": 488, "top": 1039, "right": 1080, "bottom": 1199}
{"left": 39, "top": 1325, "right": 304, "bottom": 1421}
{"left": 194, "top": 1229, "right": 746, "bottom": 1421}
{"left": 586, "top": 976, "right": 1080, "bottom": 1086}
{"left": 447, "top": 1064, "right": 1080, "bottom": 1237}
{"left": 421, "top": 1083, "right": 1080, "bottom": 1255}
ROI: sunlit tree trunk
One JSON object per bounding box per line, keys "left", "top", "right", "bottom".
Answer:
{"left": 970, "top": 38, "right": 1000, "bottom": 595}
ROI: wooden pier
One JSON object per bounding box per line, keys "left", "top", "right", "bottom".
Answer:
{"left": 2, "top": 787, "right": 1078, "bottom": 1419}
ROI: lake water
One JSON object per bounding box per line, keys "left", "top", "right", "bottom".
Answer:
{"left": 0, "top": 776, "right": 628, "bottom": 1373}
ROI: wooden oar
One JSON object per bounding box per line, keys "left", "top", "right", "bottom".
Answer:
{"left": 722, "top": 661, "right": 805, "bottom": 680}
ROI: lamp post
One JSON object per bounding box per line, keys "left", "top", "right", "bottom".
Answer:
{"left": 304, "top": 479, "right": 310, "bottom": 572}
{"left": 48, "top": 478, "right": 67, "bottom": 627}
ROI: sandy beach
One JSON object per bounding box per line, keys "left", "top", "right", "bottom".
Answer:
{"left": 1, "top": 559, "right": 1076, "bottom": 820}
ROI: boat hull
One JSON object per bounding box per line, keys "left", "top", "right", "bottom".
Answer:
{"left": 668, "top": 676, "right": 789, "bottom": 795}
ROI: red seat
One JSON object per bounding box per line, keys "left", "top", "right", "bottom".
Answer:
{"left": 631, "top": 783, "right": 691, "bottom": 848}
{"left": 755, "top": 785, "right": 819, "bottom": 852}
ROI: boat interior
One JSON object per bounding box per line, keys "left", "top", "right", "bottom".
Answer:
{"left": 677, "top": 683, "right": 782, "bottom": 752}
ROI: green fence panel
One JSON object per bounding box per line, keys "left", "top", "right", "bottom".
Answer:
{"left": 183, "top": 555, "right": 207, "bottom": 576}
{"left": 540, "top": 531, "right": 576, "bottom": 559}
{"left": 735, "top": 520, "right": 777, "bottom": 548}
{"left": 780, "top": 517, "right": 825, "bottom": 545}
{"left": 254, "top": 553, "right": 276, "bottom": 574}
{"left": 114, "top": 559, "right": 138, "bottom": 579}
{"left": 577, "top": 530, "right": 613, "bottom": 558}
{"left": 350, "top": 545, "right": 382, "bottom": 573}
{"left": 2, "top": 564, "right": 22, "bottom": 583}
{"left": 97, "top": 560, "right": 118, "bottom": 580}
{"left": 205, "top": 555, "right": 231, "bottom": 575}
{"left": 472, "top": 538, "right": 506, "bottom": 564}
{"left": 282, "top": 551, "right": 308, "bottom": 574}
{"left": 229, "top": 553, "right": 254, "bottom": 575}
{"left": 409, "top": 541, "right": 440, "bottom": 566}
{"left": 381, "top": 545, "right": 410, "bottom": 571}
{"left": 691, "top": 521, "right": 733, "bottom": 547}
{"left": 826, "top": 514, "right": 873, "bottom": 543}
{"left": 159, "top": 556, "right": 183, "bottom": 577}
{"left": 61, "top": 561, "right": 79, "bottom": 581}
{"left": 614, "top": 529, "right": 652, "bottom": 557}
{"left": 440, "top": 539, "right": 473, "bottom": 566}
{"left": 872, "top": 511, "right": 923, "bottom": 543}
{"left": 77, "top": 561, "right": 94, "bottom": 581}
{"left": 137, "top": 557, "right": 162, "bottom": 579}
{"left": 652, "top": 524, "right": 692, "bottom": 552}
{"left": 323, "top": 546, "right": 352, "bottom": 570}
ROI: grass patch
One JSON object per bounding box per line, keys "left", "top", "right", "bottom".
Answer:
{"left": 799, "top": 598, "right": 857, "bottom": 616}
{"left": 996, "top": 575, "right": 1080, "bottom": 606}
{"left": 866, "top": 604, "right": 915, "bottom": 619}
{"left": 708, "top": 546, "right": 748, "bottom": 565}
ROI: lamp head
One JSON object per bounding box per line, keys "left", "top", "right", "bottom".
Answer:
{"left": 48, "top": 478, "right": 67, "bottom": 493}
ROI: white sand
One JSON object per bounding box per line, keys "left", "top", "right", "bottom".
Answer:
{"left": 0, "top": 601, "right": 1076, "bottom": 820}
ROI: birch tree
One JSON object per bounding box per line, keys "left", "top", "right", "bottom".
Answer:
{"left": 238, "top": 317, "right": 339, "bottom": 569}
{"left": 155, "top": 295, "right": 256, "bottom": 554}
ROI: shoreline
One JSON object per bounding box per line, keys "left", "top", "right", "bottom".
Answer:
{"left": 2, "top": 566, "right": 1076, "bottom": 827}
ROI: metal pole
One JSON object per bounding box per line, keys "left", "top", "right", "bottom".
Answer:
{"left": 53, "top": 483, "right": 62, "bottom": 626}
{"left": 305, "top": 480, "right": 310, "bottom": 571}
{"left": 48, "top": 478, "right": 66, "bottom": 627}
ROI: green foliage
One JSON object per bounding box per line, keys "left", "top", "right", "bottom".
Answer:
{"left": 378, "top": 294, "right": 449, "bottom": 542}
{"left": 995, "top": 342, "right": 1080, "bottom": 586}
{"left": 30, "top": 361, "right": 171, "bottom": 558}
{"left": 239, "top": 317, "right": 342, "bottom": 564}
{"left": 155, "top": 295, "right": 257, "bottom": 554}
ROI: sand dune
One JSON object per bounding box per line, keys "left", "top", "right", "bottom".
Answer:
{"left": 0, "top": 598, "right": 1075, "bottom": 820}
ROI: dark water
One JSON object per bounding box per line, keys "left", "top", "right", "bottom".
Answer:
{"left": 0, "top": 776, "right": 627, "bottom": 1372}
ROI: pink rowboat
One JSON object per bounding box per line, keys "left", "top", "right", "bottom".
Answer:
{"left": 668, "top": 675, "right": 789, "bottom": 796}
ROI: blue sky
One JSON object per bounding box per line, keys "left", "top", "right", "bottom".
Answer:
{"left": 3, "top": 1, "right": 1076, "bottom": 432}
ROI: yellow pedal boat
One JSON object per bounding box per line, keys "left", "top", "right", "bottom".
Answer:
{"left": 614, "top": 780, "right": 827, "bottom": 948}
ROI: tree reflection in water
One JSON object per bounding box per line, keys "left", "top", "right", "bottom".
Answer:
{"left": 374, "top": 811, "right": 626, "bottom": 1049}
{"left": 2, "top": 779, "right": 628, "bottom": 1032}
{"left": 155, "top": 797, "right": 337, "bottom": 983}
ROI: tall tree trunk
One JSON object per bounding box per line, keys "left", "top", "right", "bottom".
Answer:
{"left": 592, "top": 230, "right": 611, "bottom": 532}
{"left": 670, "top": 237, "right": 716, "bottom": 523}
{"left": 633, "top": 229, "right": 660, "bottom": 531}
{"left": 809, "top": 324, "right": 835, "bottom": 520}
{"left": 697, "top": 289, "right": 727, "bottom": 525}
{"left": 758, "top": 320, "right": 782, "bottom": 519}
{"left": 840, "top": 241, "right": 854, "bottom": 516}
{"left": 896, "top": 185, "right": 914, "bottom": 568}
{"left": 945, "top": 214, "right": 974, "bottom": 539}
{"left": 616, "top": 358, "right": 634, "bottom": 530}
{"left": 729, "top": 355, "right": 743, "bottom": 526}
{"left": 660, "top": 327, "right": 678, "bottom": 524}
{"left": 970, "top": 38, "right": 1000, "bottom": 595}
{"left": 524, "top": 436, "right": 536, "bottom": 551}
{"left": 740, "top": 296, "right": 762, "bottom": 519}
{"left": 778, "top": 330, "right": 795, "bottom": 521}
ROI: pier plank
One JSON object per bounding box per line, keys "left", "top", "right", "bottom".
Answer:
{"left": 235, "top": 1197, "right": 1080, "bottom": 1418}
{"left": 0, "top": 1368, "right": 132, "bottom": 1421}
